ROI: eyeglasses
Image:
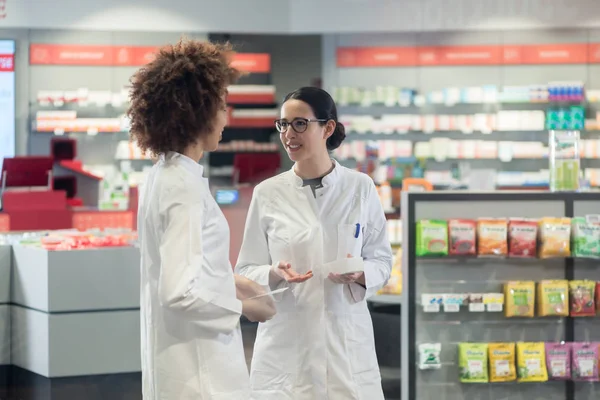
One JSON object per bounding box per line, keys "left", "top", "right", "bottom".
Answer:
{"left": 274, "top": 118, "right": 328, "bottom": 134}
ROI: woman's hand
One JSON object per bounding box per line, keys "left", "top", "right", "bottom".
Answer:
{"left": 235, "top": 274, "right": 266, "bottom": 300}
{"left": 272, "top": 261, "right": 313, "bottom": 283}
{"left": 328, "top": 272, "right": 364, "bottom": 285}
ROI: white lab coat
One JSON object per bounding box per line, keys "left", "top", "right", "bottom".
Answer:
{"left": 235, "top": 161, "right": 392, "bottom": 400}
{"left": 138, "top": 152, "right": 249, "bottom": 400}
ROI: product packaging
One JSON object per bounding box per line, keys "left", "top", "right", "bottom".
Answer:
{"left": 508, "top": 218, "right": 538, "bottom": 258}
{"left": 459, "top": 343, "right": 489, "bottom": 383}
{"left": 477, "top": 218, "right": 508, "bottom": 257}
{"left": 418, "top": 343, "right": 442, "bottom": 370}
{"left": 504, "top": 281, "right": 535, "bottom": 318}
{"left": 572, "top": 217, "right": 600, "bottom": 259}
{"left": 538, "top": 217, "right": 572, "bottom": 258}
{"left": 571, "top": 342, "right": 599, "bottom": 381}
{"left": 488, "top": 343, "right": 516, "bottom": 382}
{"left": 416, "top": 220, "right": 449, "bottom": 257}
{"left": 448, "top": 219, "right": 477, "bottom": 256}
{"left": 569, "top": 280, "right": 596, "bottom": 317}
{"left": 517, "top": 342, "right": 548, "bottom": 382}
{"left": 545, "top": 342, "right": 572, "bottom": 380}
{"left": 537, "top": 280, "right": 569, "bottom": 317}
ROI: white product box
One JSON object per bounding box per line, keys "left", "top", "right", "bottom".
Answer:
{"left": 0, "top": 245, "right": 10, "bottom": 304}
{"left": 11, "top": 305, "right": 140, "bottom": 377}
{"left": 12, "top": 245, "right": 140, "bottom": 312}
{"left": 0, "top": 305, "right": 9, "bottom": 365}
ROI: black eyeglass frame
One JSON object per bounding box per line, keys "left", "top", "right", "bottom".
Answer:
{"left": 274, "top": 117, "right": 329, "bottom": 133}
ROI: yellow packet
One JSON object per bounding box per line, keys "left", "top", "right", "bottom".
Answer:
{"left": 517, "top": 342, "right": 548, "bottom": 382}
{"left": 537, "top": 280, "right": 569, "bottom": 317}
{"left": 538, "top": 217, "right": 571, "bottom": 258}
{"left": 504, "top": 281, "right": 535, "bottom": 318}
{"left": 489, "top": 343, "right": 516, "bottom": 382}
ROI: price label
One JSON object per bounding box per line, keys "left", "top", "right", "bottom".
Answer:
{"left": 423, "top": 304, "right": 440, "bottom": 313}
{"left": 487, "top": 303, "right": 503, "bottom": 312}
{"left": 469, "top": 303, "right": 485, "bottom": 312}
{"left": 443, "top": 304, "right": 460, "bottom": 313}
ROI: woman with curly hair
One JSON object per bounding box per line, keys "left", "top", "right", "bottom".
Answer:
{"left": 129, "top": 38, "right": 275, "bottom": 400}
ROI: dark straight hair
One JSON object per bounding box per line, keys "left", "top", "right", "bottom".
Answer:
{"left": 283, "top": 87, "right": 346, "bottom": 151}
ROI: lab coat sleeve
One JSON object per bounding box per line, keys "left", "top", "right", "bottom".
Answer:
{"left": 158, "top": 187, "right": 242, "bottom": 334}
{"left": 235, "top": 190, "right": 287, "bottom": 292}
{"left": 349, "top": 181, "right": 393, "bottom": 302}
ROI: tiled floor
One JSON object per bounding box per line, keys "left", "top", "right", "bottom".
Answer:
{"left": 0, "top": 317, "right": 400, "bottom": 399}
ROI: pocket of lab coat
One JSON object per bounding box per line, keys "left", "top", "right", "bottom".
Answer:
{"left": 347, "top": 313, "right": 379, "bottom": 375}
{"left": 337, "top": 223, "right": 363, "bottom": 259}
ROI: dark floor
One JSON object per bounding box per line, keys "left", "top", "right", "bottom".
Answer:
{"left": 0, "top": 307, "right": 400, "bottom": 400}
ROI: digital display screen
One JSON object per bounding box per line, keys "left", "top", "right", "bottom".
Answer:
{"left": 0, "top": 40, "right": 15, "bottom": 165}
{"left": 215, "top": 189, "right": 240, "bottom": 205}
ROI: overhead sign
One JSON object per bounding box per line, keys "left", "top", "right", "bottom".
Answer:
{"left": 29, "top": 44, "right": 271, "bottom": 72}
{"left": 337, "top": 43, "right": 600, "bottom": 67}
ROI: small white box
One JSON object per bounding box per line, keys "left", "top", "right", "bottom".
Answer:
{"left": 324, "top": 257, "right": 364, "bottom": 275}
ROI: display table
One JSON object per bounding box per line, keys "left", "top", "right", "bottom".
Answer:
{"left": 10, "top": 245, "right": 141, "bottom": 377}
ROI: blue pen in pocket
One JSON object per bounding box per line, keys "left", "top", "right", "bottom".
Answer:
{"left": 354, "top": 223, "right": 360, "bottom": 238}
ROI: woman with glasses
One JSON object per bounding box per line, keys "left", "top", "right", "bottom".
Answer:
{"left": 235, "top": 86, "right": 393, "bottom": 399}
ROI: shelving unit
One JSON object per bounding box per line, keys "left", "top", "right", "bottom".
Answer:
{"left": 400, "top": 191, "right": 600, "bottom": 400}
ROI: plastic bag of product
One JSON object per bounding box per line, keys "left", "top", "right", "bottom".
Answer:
{"left": 448, "top": 219, "right": 476, "bottom": 256}
{"left": 418, "top": 343, "right": 442, "bottom": 370}
{"left": 508, "top": 218, "right": 538, "bottom": 258}
{"left": 517, "top": 342, "right": 548, "bottom": 382}
{"left": 537, "top": 280, "right": 569, "bottom": 317}
{"left": 571, "top": 342, "right": 599, "bottom": 382}
{"left": 477, "top": 218, "right": 508, "bottom": 257}
{"left": 488, "top": 342, "right": 516, "bottom": 382}
{"left": 458, "top": 343, "right": 489, "bottom": 383}
{"left": 569, "top": 280, "right": 596, "bottom": 317}
{"left": 572, "top": 217, "right": 600, "bottom": 259}
{"left": 504, "top": 281, "right": 535, "bottom": 318}
{"left": 538, "top": 217, "right": 571, "bottom": 258}
{"left": 416, "top": 220, "right": 448, "bottom": 257}
{"left": 545, "top": 342, "right": 572, "bottom": 380}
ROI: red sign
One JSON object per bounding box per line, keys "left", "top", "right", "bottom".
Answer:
{"left": 230, "top": 53, "right": 271, "bottom": 73}
{"left": 30, "top": 44, "right": 270, "bottom": 72}
{"left": 418, "top": 46, "right": 502, "bottom": 66}
{"left": 338, "top": 43, "right": 600, "bottom": 67}
{"left": 30, "top": 44, "right": 115, "bottom": 65}
{"left": 518, "top": 44, "right": 588, "bottom": 65}
{"left": 337, "top": 47, "right": 417, "bottom": 67}
{"left": 0, "top": 54, "right": 13, "bottom": 72}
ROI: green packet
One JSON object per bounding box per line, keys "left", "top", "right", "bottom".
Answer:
{"left": 416, "top": 219, "right": 448, "bottom": 257}
{"left": 459, "top": 343, "right": 489, "bottom": 383}
{"left": 572, "top": 217, "right": 600, "bottom": 258}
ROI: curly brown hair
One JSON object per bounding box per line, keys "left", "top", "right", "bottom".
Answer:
{"left": 127, "top": 38, "right": 241, "bottom": 155}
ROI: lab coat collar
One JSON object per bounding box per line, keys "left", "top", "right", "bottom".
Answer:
{"left": 289, "top": 159, "right": 341, "bottom": 188}
{"left": 161, "top": 151, "right": 205, "bottom": 180}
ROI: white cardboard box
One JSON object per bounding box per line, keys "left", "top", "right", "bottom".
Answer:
{"left": 11, "top": 305, "right": 140, "bottom": 377}
{"left": 0, "top": 305, "right": 9, "bottom": 365}
{"left": 12, "top": 246, "right": 140, "bottom": 312}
